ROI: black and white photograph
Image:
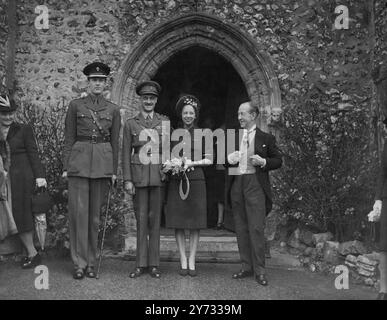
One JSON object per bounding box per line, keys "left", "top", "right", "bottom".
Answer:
{"left": 0, "top": 0, "right": 386, "bottom": 305}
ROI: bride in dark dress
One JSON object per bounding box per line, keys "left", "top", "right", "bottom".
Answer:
{"left": 165, "top": 95, "right": 212, "bottom": 276}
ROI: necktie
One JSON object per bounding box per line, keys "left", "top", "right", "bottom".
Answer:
{"left": 146, "top": 115, "right": 152, "bottom": 127}
{"left": 243, "top": 129, "right": 253, "bottom": 148}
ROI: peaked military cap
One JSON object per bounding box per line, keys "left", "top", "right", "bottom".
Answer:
{"left": 136, "top": 80, "right": 161, "bottom": 96}
{"left": 83, "top": 62, "right": 110, "bottom": 78}
{"left": 0, "top": 94, "right": 17, "bottom": 113}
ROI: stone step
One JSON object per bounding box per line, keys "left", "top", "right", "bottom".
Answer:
{"left": 121, "top": 235, "right": 302, "bottom": 269}
{"left": 124, "top": 234, "right": 240, "bottom": 262}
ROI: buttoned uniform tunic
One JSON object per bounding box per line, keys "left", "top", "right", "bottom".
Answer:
{"left": 122, "top": 112, "right": 169, "bottom": 186}
{"left": 63, "top": 94, "right": 121, "bottom": 270}
{"left": 122, "top": 111, "right": 169, "bottom": 268}
{"left": 63, "top": 94, "right": 120, "bottom": 178}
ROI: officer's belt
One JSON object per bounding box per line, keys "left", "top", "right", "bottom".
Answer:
{"left": 133, "top": 145, "right": 162, "bottom": 155}
{"left": 76, "top": 135, "right": 110, "bottom": 143}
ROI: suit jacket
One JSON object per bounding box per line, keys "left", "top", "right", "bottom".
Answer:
{"left": 375, "top": 141, "right": 387, "bottom": 200}
{"left": 63, "top": 94, "right": 121, "bottom": 178}
{"left": 122, "top": 112, "right": 170, "bottom": 187}
{"left": 228, "top": 127, "right": 282, "bottom": 214}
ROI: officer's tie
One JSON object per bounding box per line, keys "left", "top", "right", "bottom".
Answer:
{"left": 146, "top": 115, "right": 152, "bottom": 127}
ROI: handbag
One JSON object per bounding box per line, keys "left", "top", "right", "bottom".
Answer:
{"left": 31, "top": 186, "right": 53, "bottom": 215}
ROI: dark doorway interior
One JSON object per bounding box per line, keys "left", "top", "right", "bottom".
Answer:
{"left": 153, "top": 46, "right": 249, "bottom": 231}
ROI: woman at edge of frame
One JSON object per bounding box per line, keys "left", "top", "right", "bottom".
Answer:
{"left": 0, "top": 93, "right": 47, "bottom": 268}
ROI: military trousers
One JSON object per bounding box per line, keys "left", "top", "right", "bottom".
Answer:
{"left": 231, "top": 174, "right": 266, "bottom": 275}
{"left": 68, "top": 177, "right": 109, "bottom": 269}
{"left": 134, "top": 186, "right": 162, "bottom": 268}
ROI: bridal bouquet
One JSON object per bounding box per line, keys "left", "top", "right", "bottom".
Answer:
{"left": 162, "top": 157, "right": 194, "bottom": 200}
{"left": 162, "top": 157, "right": 194, "bottom": 176}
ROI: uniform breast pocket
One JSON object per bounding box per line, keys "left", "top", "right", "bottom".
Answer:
{"left": 99, "top": 113, "right": 113, "bottom": 127}
{"left": 76, "top": 112, "right": 92, "bottom": 126}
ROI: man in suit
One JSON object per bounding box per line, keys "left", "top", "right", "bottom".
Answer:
{"left": 62, "top": 62, "right": 121, "bottom": 280}
{"left": 227, "top": 101, "right": 282, "bottom": 286}
{"left": 122, "top": 80, "right": 169, "bottom": 278}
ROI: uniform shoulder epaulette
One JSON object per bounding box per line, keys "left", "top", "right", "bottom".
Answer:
{"left": 107, "top": 100, "right": 119, "bottom": 108}
{"left": 127, "top": 114, "right": 137, "bottom": 121}
{"left": 72, "top": 97, "right": 84, "bottom": 103}
{"left": 160, "top": 113, "right": 169, "bottom": 120}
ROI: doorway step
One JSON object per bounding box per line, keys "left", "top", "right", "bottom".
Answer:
{"left": 123, "top": 228, "right": 240, "bottom": 262}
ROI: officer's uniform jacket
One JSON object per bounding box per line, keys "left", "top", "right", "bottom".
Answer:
{"left": 122, "top": 112, "right": 169, "bottom": 187}
{"left": 63, "top": 94, "right": 121, "bottom": 178}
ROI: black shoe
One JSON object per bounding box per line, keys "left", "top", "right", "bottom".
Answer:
{"left": 179, "top": 268, "right": 188, "bottom": 276}
{"left": 188, "top": 268, "right": 197, "bottom": 277}
{"left": 129, "top": 267, "right": 146, "bottom": 278}
{"left": 150, "top": 267, "right": 161, "bottom": 278}
{"left": 21, "top": 253, "right": 41, "bottom": 269}
{"left": 85, "top": 266, "right": 96, "bottom": 278}
{"left": 255, "top": 274, "right": 268, "bottom": 286}
{"left": 73, "top": 268, "right": 85, "bottom": 280}
{"left": 232, "top": 269, "right": 253, "bottom": 279}
{"left": 215, "top": 223, "right": 224, "bottom": 230}
{"left": 377, "top": 292, "right": 387, "bottom": 300}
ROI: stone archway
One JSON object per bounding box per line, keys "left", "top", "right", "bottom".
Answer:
{"left": 115, "top": 13, "right": 282, "bottom": 256}
{"left": 112, "top": 13, "right": 281, "bottom": 131}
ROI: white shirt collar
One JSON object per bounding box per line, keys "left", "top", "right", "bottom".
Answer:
{"left": 244, "top": 124, "right": 256, "bottom": 134}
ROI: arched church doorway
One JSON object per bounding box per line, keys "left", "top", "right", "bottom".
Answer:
{"left": 153, "top": 46, "right": 249, "bottom": 229}
{"left": 153, "top": 46, "right": 248, "bottom": 130}
{"left": 113, "top": 13, "right": 282, "bottom": 254}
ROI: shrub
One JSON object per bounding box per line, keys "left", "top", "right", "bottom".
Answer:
{"left": 271, "top": 90, "right": 377, "bottom": 242}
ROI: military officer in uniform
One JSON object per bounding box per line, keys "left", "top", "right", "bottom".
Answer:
{"left": 122, "top": 80, "right": 169, "bottom": 278}
{"left": 62, "top": 62, "right": 121, "bottom": 280}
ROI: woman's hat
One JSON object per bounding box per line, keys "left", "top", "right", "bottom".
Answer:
{"left": 175, "top": 94, "right": 201, "bottom": 116}
{"left": 0, "top": 95, "right": 17, "bottom": 113}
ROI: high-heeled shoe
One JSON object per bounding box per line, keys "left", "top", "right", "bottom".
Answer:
{"left": 21, "top": 253, "right": 41, "bottom": 269}
{"left": 188, "top": 268, "right": 197, "bottom": 277}
{"left": 215, "top": 223, "right": 224, "bottom": 230}
{"left": 179, "top": 268, "right": 188, "bottom": 276}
